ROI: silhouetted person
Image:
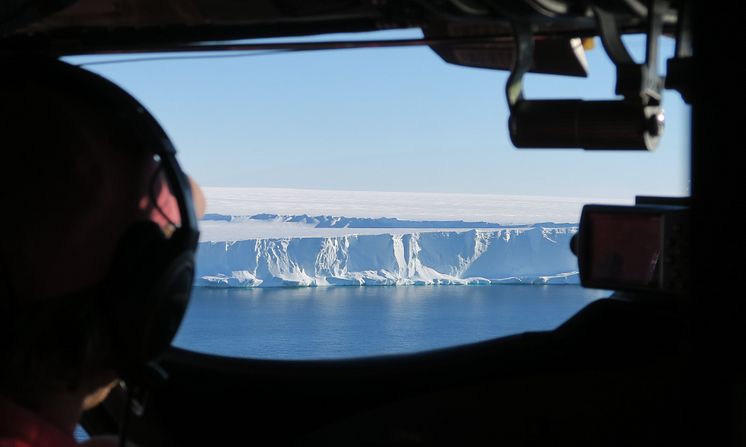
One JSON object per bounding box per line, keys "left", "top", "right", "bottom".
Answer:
{"left": 0, "top": 60, "right": 205, "bottom": 447}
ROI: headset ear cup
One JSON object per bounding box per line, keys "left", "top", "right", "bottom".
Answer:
{"left": 105, "top": 222, "right": 194, "bottom": 375}
{"left": 146, "top": 250, "right": 194, "bottom": 361}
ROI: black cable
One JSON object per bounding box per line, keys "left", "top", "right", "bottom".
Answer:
{"left": 70, "top": 35, "right": 536, "bottom": 67}
{"left": 119, "top": 383, "right": 133, "bottom": 447}
{"left": 75, "top": 49, "right": 295, "bottom": 67}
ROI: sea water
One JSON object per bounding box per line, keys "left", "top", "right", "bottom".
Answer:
{"left": 173, "top": 285, "right": 609, "bottom": 359}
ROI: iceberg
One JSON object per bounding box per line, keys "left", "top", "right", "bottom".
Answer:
{"left": 195, "top": 226, "right": 579, "bottom": 287}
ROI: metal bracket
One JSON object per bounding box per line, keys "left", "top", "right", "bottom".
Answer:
{"left": 594, "top": 1, "right": 665, "bottom": 105}
{"left": 505, "top": 20, "right": 534, "bottom": 110}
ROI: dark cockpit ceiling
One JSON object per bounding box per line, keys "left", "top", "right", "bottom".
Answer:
{"left": 2, "top": 0, "right": 676, "bottom": 57}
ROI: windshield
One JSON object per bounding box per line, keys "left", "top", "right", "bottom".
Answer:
{"left": 67, "top": 29, "right": 689, "bottom": 359}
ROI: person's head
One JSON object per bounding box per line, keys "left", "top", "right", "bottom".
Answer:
{"left": 0, "top": 58, "right": 204, "bottom": 410}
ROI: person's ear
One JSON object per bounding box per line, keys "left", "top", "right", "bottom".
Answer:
{"left": 188, "top": 176, "right": 206, "bottom": 219}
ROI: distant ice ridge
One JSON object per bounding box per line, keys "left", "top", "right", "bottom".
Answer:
{"left": 202, "top": 187, "right": 631, "bottom": 225}
{"left": 203, "top": 213, "right": 578, "bottom": 229}
{"left": 202, "top": 213, "right": 520, "bottom": 229}
{"left": 196, "top": 226, "right": 580, "bottom": 288}
{"left": 198, "top": 213, "right": 579, "bottom": 241}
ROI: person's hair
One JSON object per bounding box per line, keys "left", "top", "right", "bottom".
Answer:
{"left": 0, "top": 64, "right": 157, "bottom": 407}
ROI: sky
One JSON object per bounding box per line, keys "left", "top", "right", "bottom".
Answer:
{"left": 67, "top": 28, "right": 690, "bottom": 201}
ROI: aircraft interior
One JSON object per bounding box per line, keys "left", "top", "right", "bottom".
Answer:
{"left": 1, "top": 1, "right": 743, "bottom": 445}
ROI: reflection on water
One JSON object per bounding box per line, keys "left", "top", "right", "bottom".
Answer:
{"left": 173, "top": 285, "right": 609, "bottom": 360}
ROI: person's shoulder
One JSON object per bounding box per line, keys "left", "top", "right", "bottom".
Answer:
{"left": 0, "top": 396, "right": 76, "bottom": 447}
{"left": 0, "top": 438, "right": 33, "bottom": 447}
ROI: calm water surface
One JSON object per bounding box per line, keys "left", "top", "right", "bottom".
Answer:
{"left": 173, "top": 285, "right": 609, "bottom": 359}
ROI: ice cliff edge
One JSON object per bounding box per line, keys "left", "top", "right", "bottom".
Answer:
{"left": 196, "top": 226, "right": 579, "bottom": 287}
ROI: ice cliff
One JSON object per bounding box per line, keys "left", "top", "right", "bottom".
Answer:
{"left": 196, "top": 226, "right": 579, "bottom": 287}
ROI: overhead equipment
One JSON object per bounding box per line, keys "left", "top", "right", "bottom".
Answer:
{"left": 507, "top": 0, "right": 668, "bottom": 150}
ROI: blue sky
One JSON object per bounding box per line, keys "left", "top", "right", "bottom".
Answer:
{"left": 69, "top": 29, "right": 689, "bottom": 200}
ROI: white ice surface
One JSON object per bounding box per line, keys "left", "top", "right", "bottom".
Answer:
{"left": 199, "top": 220, "right": 493, "bottom": 241}
{"left": 202, "top": 187, "right": 630, "bottom": 226}
{"left": 195, "top": 188, "right": 629, "bottom": 287}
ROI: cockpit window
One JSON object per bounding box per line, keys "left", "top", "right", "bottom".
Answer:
{"left": 66, "top": 29, "right": 689, "bottom": 359}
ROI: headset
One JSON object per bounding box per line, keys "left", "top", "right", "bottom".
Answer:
{"left": 2, "top": 57, "right": 200, "bottom": 381}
